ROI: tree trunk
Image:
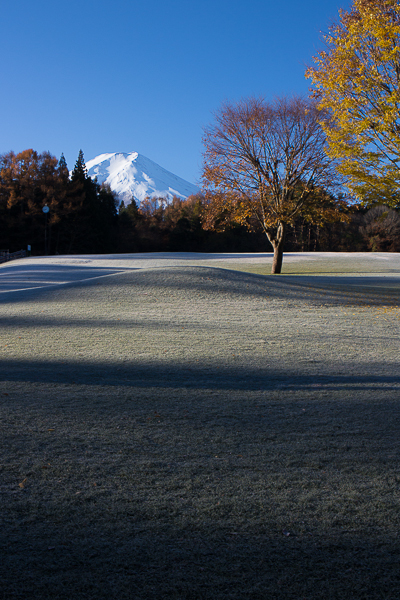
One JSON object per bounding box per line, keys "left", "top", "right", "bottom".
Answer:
{"left": 314, "top": 224, "right": 320, "bottom": 251}
{"left": 267, "top": 221, "right": 286, "bottom": 274}
{"left": 300, "top": 221, "right": 304, "bottom": 252}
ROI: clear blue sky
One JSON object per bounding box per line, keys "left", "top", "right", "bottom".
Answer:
{"left": 1, "top": 0, "right": 350, "bottom": 186}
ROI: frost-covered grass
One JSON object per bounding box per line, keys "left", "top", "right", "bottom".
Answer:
{"left": 1, "top": 260, "right": 400, "bottom": 599}
{"left": 210, "top": 250, "right": 400, "bottom": 276}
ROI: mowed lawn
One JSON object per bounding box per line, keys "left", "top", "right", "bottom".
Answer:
{"left": 1, "top": 253, "right": 400, "bottom": 599}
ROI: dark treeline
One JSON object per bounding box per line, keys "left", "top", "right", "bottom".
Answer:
{"left": 0, "top": 149, "right": 118, "bottom": 255}
{"left": 1, "top": 149, "right": 400, "bottom": 255}
{"left": 119, "top": 195, "right": 400, "bottom": 254}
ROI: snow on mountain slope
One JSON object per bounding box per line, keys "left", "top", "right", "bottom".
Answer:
{"left": 85, "top": 152, "right": 200, "bottom": 205}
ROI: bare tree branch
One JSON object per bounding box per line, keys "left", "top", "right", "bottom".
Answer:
{"left": 202, "top": 96, "right": 345, "bottom": 273}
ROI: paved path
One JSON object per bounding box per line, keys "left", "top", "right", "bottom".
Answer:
{"left": 0, "top": 263, "right": 126, "bottom": 294}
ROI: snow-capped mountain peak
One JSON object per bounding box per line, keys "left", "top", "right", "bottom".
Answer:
{"left": 85, "top": 152, "right": 200, "bottom": 205}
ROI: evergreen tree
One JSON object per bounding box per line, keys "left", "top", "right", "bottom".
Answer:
{"left": 65, "top": 150, "right": 118, "bottom": 253}
{"left": 58, "top": 154, "right": 69, "bottom": 182}
{"left": 71, "top": 149, "right": 88, "bottom": 183}
{"left": 118, "top": 198, "right": 141, "bottom": 251}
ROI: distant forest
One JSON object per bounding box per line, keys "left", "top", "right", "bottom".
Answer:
{"left": 1, "top": 149, "right": 400, "bottom": 256}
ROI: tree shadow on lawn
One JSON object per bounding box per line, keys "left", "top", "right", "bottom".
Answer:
{"left": 2, "top": 369, "right": 400, "bottom": 598}
{"left": 1, "top": 357, "right": 399, "bottom": 391}
{"left": 2, "top": 383, "right": 400, "bottom": 600}
{"left": 107, "top": 267, "right": 400, "bottom": 306}
{"left": 1, "top": 267, "right": 400, "bottom": 598}
{"left": 0, "top": 266, "right": 399, "bottom": 308}
{"left": 0, "top": 264, "right": 127, "bottom": 296}
{"left": 2, "top": 523, "right": 400, "bottom": 599}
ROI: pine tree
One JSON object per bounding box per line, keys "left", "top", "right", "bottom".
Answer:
{"left": 58, "top": 154, "right": 69, "bottom": 181}
{"left": 71, "top": 149, "right": 88, "bottom": 183}
{"left": 66, "top": 150, "right": 118, "bottom": 253}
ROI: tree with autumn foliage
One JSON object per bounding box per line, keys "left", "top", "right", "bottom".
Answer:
{"left": 202, "top": 96, "right": 347, "bottom": 273}
{"left": 306, "top": 0, "right": 400, "bottom": 207}
{"left": 0, "top": 149, "right": 118, "bottom": 254}
{"left": 0, "top": 149, "right": 66, "bottom": 253}
{"left": 360, "top": 204, "right": 400, "bottom": 250}
{"left": 118, "top": 194, "right": 205, "bottom": 253}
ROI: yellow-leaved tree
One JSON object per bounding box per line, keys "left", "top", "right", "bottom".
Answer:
{"left": 306, "top": 0, "right": 400, "bottom": 206}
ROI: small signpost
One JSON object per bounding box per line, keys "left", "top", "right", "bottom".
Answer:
{"left": 42, "top": 205, "right": 49, "bottom": 255}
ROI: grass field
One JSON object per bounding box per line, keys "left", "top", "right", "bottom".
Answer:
{"left": 1, "top": 253, "right": 400, "bottom": 599}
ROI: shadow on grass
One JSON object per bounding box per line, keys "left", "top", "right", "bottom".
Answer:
{"left": 0, "top": 264, "right": 127, "bottom": 294}
{"left": 0, "top": 266, "right": 399, "bottom": 313}
{"left": 104, "top": 267, "right": 400, "bottom": 305}
{"left": 1, "top": 265, "right": 400, "bottom": 598}
{"left": 2, "top": 523, "right": 400, "bottom": 599}
{"left": 2, "top": 387, "right": 400, "bottom": 599}
{"left": 1, "top": 357, "right": 399, "bottom": 391}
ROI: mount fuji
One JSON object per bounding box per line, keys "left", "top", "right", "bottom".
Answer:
{"left": 85, "top": 152, "right": 200, "bottom": 206}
